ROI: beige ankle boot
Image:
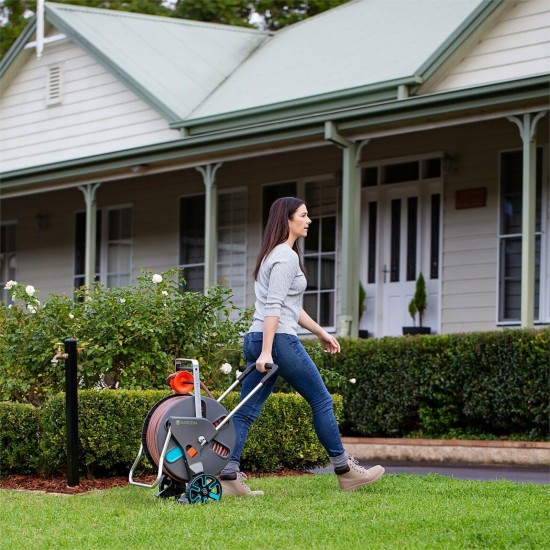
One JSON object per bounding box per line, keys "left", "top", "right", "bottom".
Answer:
{"left": 219, "top": 472, "right": 264, "bottom": 497}
{"left": 335, "top": 457, "right": 385, "bottom": 492}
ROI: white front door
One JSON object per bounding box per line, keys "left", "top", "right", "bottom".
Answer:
{"left": 360, "top": 181, "right": 442, "bottom": 337}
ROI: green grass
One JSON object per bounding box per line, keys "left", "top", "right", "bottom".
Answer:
{"left": 0, "top": 473, "right": 547, "bottom": 549}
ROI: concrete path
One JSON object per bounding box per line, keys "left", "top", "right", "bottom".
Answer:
{"left": 312, "top": 462, "right": 549, "bottom": 484}
{"left": 381, "top": 462, "right": 550, "bottom": 484}
{"left": 310, "top": 437, "right": 550, "bottom": 484}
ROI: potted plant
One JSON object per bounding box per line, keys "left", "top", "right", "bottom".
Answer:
{"left": 358, "top": 281, "right": 369, "bottom": 338}
{"left": 403, "top": 273, "right": 431, "bottom": 335}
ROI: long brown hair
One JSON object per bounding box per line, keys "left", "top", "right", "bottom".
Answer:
{"left": 252, "top": 197, "right": 306, "bottom": 280}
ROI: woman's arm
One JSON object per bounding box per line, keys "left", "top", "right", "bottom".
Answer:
{"left": 255, "top": 316, "right": 279, "bottom": 372}
{"left": 298, "top": 309, "right": 340, "bottom": 354}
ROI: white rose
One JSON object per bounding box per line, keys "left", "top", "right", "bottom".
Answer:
{"left": 161, "top": 290, "right": 168, "bottom": 296}
{"left": 235, "top": 370, "right": 242, "bottom": 379}
{"left": 69, "top": 313, "right": 75, "bottom": 319}
{"left": 8, "top": 304, "right": 13, "bottom": 309}
{"left": 119, "top": 298, "right": 126, "bottom": 304}
{"left": 25, "top": 285, "right": 36, "bottom": 296}
{"left": 152, "top": 274, "right": 163, "bottom": 284}
{"left": 220, "top": 363, "right": 232, "bottom": 375}
{"left": 349, "top": 378, "right": 357, "bottom": 384}
{"left": 4, "top": 280, "right": 16, "bottom": 290}
{"left": 27, "top": 305, "right": 36, "bottom": 314}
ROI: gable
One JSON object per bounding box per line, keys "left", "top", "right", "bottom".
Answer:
{"left": 0, "top": 34, "right": 181, "bottom": 174}
{"left": 426, "top": 0, "right": 550, "bottom": 92}
{"left": 45, "top": 2, "right": 270, "bottom": 122}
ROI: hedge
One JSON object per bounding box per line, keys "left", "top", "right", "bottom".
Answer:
{"left": 1, "top": 328, "right": 547, "bottom": 478}
{"left": 0, "top": 402, "right": 42, "bottom": 476}
{"left": 1, "top": 390, "right": 343, "bottom": 478}
{"left": 316, "top": 328, "right": 549, "bottom": 440}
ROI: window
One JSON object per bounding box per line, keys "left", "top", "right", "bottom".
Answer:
{"left": 74, "top": 211, "right": 101, "bottom": 289}
{"left": 74, "top": 207, "right": 132, "bottom": 289}
{"left": 367, "top": 202, "right": 377, "bottom": 284}
{"left": 303, "top": 181, "right": 337, "bottom": 328}
{"left": 217, "top": 191, "right": 247, "bottom": 308}
{"left": 1, "top": 223, "right": 17, "bottom": 304}
{"left": 430, "top": 194, "right": 441, "bottom": 280}
{"left": 406, "top": 197, "right": 418, "bottom": 281}
{"left": 262, "top": 182, "right": 297, "bottom": 227}
{"left": 179, "top": 190, "right": 247, "bottom": 306}
{"left": 498, "top": 149, "right": 543, "bottom": 322}
{"left": 383, "top": 162, "right": 419, "bottom": 184}
{"left": 180, "top": 195, "right": 205, "bottom": 292}
{"left": 362, "top": 156, "right": 442, "bottom": 187}
{"left": 106, "top": 208, "right": 132, "bottom": 287}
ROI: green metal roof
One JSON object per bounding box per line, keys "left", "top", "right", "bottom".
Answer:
{"left": 45, "top": 2, "right": 270, "bottom": 122}
{"left": 41, "top": 0, "right": 500, "bottom": 128}
{"left": 188, "top": 0, "right": 495, "bottom": 122}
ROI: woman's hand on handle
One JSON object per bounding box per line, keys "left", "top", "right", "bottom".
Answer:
{"left": 255, "top": 351, "right": 274, "bottom": 373}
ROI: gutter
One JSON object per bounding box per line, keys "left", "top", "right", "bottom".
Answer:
{"left": 172, "top": 76, "right": 423, "bottom": 134}
{"left": 173, "top": 74, "right": 549, "bottom": 139}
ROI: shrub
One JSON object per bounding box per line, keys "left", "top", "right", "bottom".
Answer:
{"left": 37, "top": 390, "right": 343, "bottom": 477}
{"left": 0, "top": 271, "right": 251, "bottom": 404}
{"left": 0, "top": 402, "right": 42, "bottom": 475}
{"left": 318, "top": 329, "right": 549, "bottom": 440}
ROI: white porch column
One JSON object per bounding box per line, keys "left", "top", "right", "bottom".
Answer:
{"left": 325, "top": 122, "right": 369, "bottom": 338}
{"left": 507, "top": 112, "right": 547, "bottom": 328}
{"left": 77, "top": 183, "right": 101, "bottom": 288}
{"left": 196, "top": 163, "right": 222, "bottom": 291}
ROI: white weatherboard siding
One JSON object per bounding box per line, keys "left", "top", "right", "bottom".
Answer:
{"left": 433, "top": 0, "right": 550, "bottom": 91}
{"left": 5, "top": 189, "right": 82, "bottom": 297}
{"left": 0, "top": 39, "right": 180, "bottom": 174}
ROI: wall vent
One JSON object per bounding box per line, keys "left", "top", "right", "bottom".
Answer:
{"left": 46, "top": 65, "right": 63, "bottom": 105}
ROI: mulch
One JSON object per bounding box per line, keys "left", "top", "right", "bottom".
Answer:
{"left": 0, "top": 474, "right": 144, "bottom": 495}
{"left": 0, "top": 469, "right": 311, "bottom": 495}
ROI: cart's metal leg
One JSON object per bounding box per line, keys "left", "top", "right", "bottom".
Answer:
{"left": 128, "top": 426, "right": 173, "bottom": 488}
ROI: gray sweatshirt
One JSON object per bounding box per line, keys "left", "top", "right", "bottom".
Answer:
{"left": 249, "top": 243, "right": 307, "bottom": 335}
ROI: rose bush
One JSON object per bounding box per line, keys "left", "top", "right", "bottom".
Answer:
{"left": 0, "top": 270, "right": 251, "bottom": 404}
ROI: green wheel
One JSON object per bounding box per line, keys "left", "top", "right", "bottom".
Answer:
{"left": 185, "top": 474, "right": 222, "bottom": 504}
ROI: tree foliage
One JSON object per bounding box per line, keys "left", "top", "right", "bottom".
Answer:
{"left": 0, "top": 0, "right": 351, "bottom": 60}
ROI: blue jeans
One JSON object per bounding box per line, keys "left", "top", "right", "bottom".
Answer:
{"left": 228, "top": 332, "right": 345, "bottom": 464}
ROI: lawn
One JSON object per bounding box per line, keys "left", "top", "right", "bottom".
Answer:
{"left": 0, "top": 473, "right": 547, "bottom": 549}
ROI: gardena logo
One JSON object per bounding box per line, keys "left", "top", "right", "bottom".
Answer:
{"left": 175, "top": 419, "right": 198, "bottom": 426}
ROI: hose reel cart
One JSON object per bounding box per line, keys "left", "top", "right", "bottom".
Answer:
{"left": 129, "top": 359, "right": 277, "bottom": 504}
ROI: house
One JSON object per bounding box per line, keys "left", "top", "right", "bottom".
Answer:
{"left": 1, "top": 0, "right": 548, "bottom": 338}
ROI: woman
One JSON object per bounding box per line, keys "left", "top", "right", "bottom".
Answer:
{"left": 220, "top": 197, "right": 384, "bottom": 496}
